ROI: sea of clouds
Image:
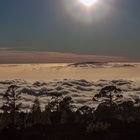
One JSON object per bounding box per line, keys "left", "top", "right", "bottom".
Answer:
{"left": 0, "top": 78, "right": 140, "bottom": 111}
{"left": 69, "top": 62, "right": 140, "bottom": 68}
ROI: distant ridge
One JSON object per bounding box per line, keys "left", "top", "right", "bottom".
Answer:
{"left": 69, "top": 61, "right": 108, "bottom": 67}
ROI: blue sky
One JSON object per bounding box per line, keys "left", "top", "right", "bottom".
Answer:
{"left": 0, "top": 0, "right": 140, "bottom": 62}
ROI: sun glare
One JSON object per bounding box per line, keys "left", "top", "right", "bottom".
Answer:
{"left": 80, "top": 0, "right": 97, "bottom": 7}
{"left": 63, "top": 0, "right": 113, "bottom": 23}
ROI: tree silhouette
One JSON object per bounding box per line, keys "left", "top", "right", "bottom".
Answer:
{"left": 32, "top": 98, "right": 41, "bottom": 113}
{"left": 2, "top": 85, "right": 22, "bottom": 113}
{"left": 1, "top": 85, "right": 22, "bottom": 127}
{"left": 59, "top": 96, "right": 74, "bottom": 112}
{"left": 94, "top": 86, "right": 122, "bottom": 106}
{"left": 78, "top": 106, "right": 94, "bottom": 115}
{"left": 31, "top": 97, "right": 41, "bottom": 124}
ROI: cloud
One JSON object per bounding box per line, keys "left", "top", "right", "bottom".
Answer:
{"left": 0, "top": 49, "right": 127, "bottom": 63}
{"left": 0, "top": 79, "right": 140, "bottom": 110}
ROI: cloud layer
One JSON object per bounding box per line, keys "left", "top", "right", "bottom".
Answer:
{"left": 0, "top": 48, "right": 127, "bottom": 63}
{"left": 0, "top": 79, "right": 140, "bottom": 111}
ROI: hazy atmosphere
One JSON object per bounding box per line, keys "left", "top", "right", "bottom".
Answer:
{"left": 0, "top": 0, "right": 140, "bottom": 63}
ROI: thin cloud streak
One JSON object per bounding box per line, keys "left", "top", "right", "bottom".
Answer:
{"left": 0, "top": 48, "right": 128, "bottom": 63}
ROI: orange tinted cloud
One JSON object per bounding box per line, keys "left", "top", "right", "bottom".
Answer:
{"left": 0, "top": 48, "right": 127, "bottom": 63}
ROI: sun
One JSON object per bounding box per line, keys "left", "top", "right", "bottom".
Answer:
{"left": 79, "top": 0, "right": 97, "bottom": 7}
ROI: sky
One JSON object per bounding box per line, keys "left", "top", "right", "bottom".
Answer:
{"left": 0, "top": 0, "right": 140, "bottom": 63}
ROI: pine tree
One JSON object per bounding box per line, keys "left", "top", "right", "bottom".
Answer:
{"left": 59, "top": 96, "right": 73, "bottom": 112}
{"left": 1, "top": 85, "right": 22, "bottom": 127}
{"left": 2, "top": 85, "right": 22, "bottom": 113}
{"left": 31, "top": 97, "right": 41, "bottom": 124}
